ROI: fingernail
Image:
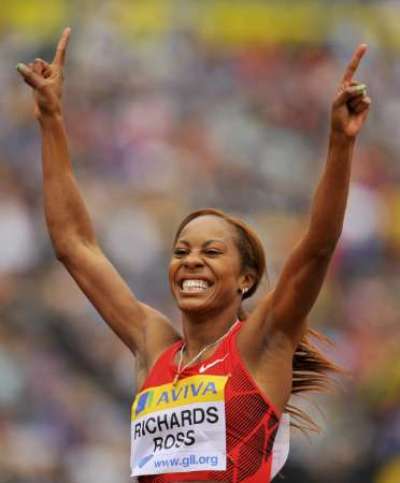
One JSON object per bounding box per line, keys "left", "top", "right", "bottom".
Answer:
{"left": 354, "top": 84, "right": 367, "bottom": 92}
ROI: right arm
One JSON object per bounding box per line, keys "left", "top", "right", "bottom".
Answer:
{"left": 39, "top": 114, "right": 178, "bottom": 361}
{"left": 17, "top": 28, "right": 179, "bottom": 366}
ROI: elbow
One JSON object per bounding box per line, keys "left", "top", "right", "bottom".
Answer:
{"left": 55, "top": 250, "right": 69, "bottom": 264}
{"left": 46, "top": 224, "right": 72, "bottom": 261}
{"left": 53, "top": 240, "right": 73, "bottom": 263}
{"left": 314, "top": 242, "right": 337, "bottom": 259}
{"left": 303, "top": 240, "right": 338, "bottom": 264}
{"left": 51, "top": 237, "right": 83, "bottom": 263}
{"left": 49, "top": 229, "right": 98, "bottom": 263}
{"left": 308, "top": 214, "right": 344, "bottom": 250}
{"left": 53, "top": 237, "right": 100, "bottom": 266}
{"left": 305, "top": 229, "right": 340, "bottom": 259}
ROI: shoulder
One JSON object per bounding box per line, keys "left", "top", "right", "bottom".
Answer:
{"left": 140, "top": 304, "right": 181, "bottom": 362}
{"left": 138, "top": 337, "right": 182, "bottom": 390}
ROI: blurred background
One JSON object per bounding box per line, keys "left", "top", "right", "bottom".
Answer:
{"left": 1, "top": 0, "right": 400, "bottom": 482}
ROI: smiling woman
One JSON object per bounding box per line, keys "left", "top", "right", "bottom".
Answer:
{"left": 17, "top": 27, "right": 371, "bottom": 483}
{"left": 170, "top": 208, "right": 338, "bottom": 420}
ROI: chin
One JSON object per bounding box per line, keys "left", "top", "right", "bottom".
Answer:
{"left": 174, "top": 291, "right": 223, "bottom": 315}
{"left": 176, "top": 298, "right": 213, "bottom": 314}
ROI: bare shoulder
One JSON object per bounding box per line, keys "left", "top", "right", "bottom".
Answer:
{"left": 134, "top": 303, "right": 181, "bottom": 385}
{"left": 140, "top": 303, "right": 181, "bottom": 368}
{"left": 236, "top": 300, "right": 303, "bottom": 411}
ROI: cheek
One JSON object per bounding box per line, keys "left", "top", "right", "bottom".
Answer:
{"left": 168, "top": 261, "right": 177, "bottom": 283}
{"left": 217, "top": 265, "right": 241, "bottom": 288}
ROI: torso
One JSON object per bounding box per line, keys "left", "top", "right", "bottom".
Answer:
{"left": 131, "top": 321, "right": 282, "bottom": 483}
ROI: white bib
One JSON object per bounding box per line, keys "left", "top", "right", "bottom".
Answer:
{"left": 131, "top": 375, "right": 228, "bottom": 476}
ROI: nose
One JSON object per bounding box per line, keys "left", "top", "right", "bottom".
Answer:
{"left": 183, "top": 252, "right": 204, "bottom": 269}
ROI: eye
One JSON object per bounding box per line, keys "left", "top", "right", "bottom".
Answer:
{"left": 174, "top": 247, "right": 188, "bottom": 257}
{"left": 204, "top": 248, "right": 222, "bottom": 256}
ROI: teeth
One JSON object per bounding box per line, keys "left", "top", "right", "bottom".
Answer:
{"left": 181, "top": 279, "right": 210, "bottom": 292}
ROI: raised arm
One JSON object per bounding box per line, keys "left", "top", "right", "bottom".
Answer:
{"left": 247, "top": 44, "right": 371, "bottom": 348}
{"left": 16, "top": 29, "right": 179, "bottom": 367}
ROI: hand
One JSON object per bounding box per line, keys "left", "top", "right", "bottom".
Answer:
{"left": 16, "top": 27, "right": 71, "bottom": 119}
{"left": 331, "top": 44, "right": 371, "bottom": 138}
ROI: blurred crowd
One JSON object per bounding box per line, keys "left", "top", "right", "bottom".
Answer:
{"left": 1, "top": 2, "right": 400, "bottom": 482}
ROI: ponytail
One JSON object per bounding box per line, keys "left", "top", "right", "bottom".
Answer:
{"left": 288, "top": 327, "right": 343, "bottom": 432}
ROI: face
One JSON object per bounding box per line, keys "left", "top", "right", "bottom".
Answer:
{"left": 169, "top": 215, "right": 252, "bottom": 315}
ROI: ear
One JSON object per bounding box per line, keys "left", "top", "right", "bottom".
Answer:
{"left": 239, "top": 270, "right": 256, "bottom": 293}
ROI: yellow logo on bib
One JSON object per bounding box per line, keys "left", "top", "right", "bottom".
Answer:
{"left": 132, "top": 375, "right": 227, "bottom": 419}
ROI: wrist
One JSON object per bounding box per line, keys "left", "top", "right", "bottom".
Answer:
{"left": 329, "top": 128, "right": 357, "bottom": 146}
{"left": 38, "top": 110, "right": 64, "bottom": 127}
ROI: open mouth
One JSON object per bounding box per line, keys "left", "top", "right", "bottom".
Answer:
{"left": 179, "top": 279, "right": 213, "bottom": 294}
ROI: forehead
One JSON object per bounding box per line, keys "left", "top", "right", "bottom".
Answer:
{"left": 177, "top": 216, "right": 236, "bottom": 244}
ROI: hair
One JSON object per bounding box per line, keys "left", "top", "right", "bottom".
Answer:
{"left": 174, "top": 207, "right": 342, "bottom": 433}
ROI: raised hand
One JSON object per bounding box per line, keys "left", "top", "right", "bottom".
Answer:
{"left": 331, "top": 44, "right": 371, "bottom": 138}
{"left": 16, "top": 27, "right": 71, "bottom": 119}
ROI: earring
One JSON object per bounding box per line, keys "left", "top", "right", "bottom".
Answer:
{"left": 241, "top": 287, "right": 249, "bottom": 296}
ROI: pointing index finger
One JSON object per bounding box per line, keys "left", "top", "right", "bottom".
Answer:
{"left": 53, "top": 27, "right": 71, "bottom": 67}
{"left": 341, "top": 43, "right": 367, "bottom": 85}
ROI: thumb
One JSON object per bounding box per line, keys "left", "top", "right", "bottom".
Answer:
{"left": 333, "top": 84, "right": 366, "bottom": 109}
{"left": 16, "top": 63, "right": 43, "bottom": 89}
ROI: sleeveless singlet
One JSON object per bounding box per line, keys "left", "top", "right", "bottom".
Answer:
{"left": 131, "top": 321, "right": 288, "bottom": 482}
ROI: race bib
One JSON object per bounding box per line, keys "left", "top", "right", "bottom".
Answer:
{"left": 131, "top": 375, "right": 228, "bottom": 476}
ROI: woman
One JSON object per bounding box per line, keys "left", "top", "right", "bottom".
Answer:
{"left": 17, "top": 28, "right": 370, "bottom": 482}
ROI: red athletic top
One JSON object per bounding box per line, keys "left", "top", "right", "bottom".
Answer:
{"left": 137, "top": 321, "right": 281, "bottom": 482}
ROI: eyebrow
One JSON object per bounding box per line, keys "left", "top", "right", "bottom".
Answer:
{"left": 176, "top": 239, "right": 228, "bottom": 247}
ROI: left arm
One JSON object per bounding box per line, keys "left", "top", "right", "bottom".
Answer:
{"left": 245, "top": 44, "right": 371, "bottom": 350}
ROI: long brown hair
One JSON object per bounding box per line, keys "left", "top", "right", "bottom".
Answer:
{"left": 174, "top": 208, "right": 341, "bottom": 432}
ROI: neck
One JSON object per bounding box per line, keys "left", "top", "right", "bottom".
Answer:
{"left": 181, "top": 304, "right": 239, "bottom": 359}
